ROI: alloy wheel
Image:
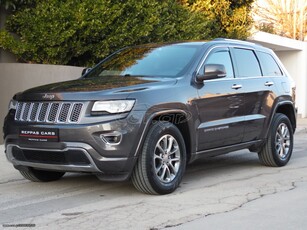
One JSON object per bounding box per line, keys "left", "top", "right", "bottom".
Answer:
{"left": 154, "top": 134, "right": 181, "bottom": 183}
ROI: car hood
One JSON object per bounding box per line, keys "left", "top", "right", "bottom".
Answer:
{"left": 16, "top": 76, "right": 177, "bottom": 101}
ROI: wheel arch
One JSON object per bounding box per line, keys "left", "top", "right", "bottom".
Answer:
{"left": 250, "top": 101, "right": 296, "bottom": 153}
{"left": 274, "top": 101, "right": 297, "bottom": 133}
{"left": 134, "top": 109, "right": 195, "bottom": 163}
{"left": 152, "top": 112, "right": 192, "bottom": 163}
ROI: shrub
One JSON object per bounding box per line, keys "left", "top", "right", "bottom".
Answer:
{"left": 186, "top": 0, "right": 254, "bottom": 39}
{"left": 0, "top": 0, "right": 254, "bottom": 66}
{"left": 0, "top": 0, "right": 208, "bottom": 66}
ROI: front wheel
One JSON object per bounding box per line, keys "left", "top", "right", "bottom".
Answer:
{"left": 131, "top": 121, "right": 186, "bottom": 195}
{"left": 258, "top": 113, "right": 294, "bottom": 167}
{"left": 18, "top": 167, "right": 65, "bottom": 182}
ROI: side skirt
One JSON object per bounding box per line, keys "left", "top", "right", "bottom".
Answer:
{"left": 191, "top": 140, "right": 263, "bottom": 162}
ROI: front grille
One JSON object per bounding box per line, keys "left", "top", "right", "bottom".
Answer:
{"left": 15, "top": 102, "right": 84, "bottom": 123}
{"left": 12, "top": 147, "right": 91, "bottom": 165}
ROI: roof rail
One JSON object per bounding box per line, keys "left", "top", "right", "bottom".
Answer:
{"left": 213, "top": 38, "right": 226, "bottom": 41}
{"left": 212, "top": 38, "right": 261, "bottom": 47}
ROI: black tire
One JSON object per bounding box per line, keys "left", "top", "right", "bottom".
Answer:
{"left": 19, "top": 167, "right": 65, "bottom": 182}
{"left": 258, "top": 113, "right": 294, "bottom": 167}
{"left": 131, "top": 121, "right": 186, "bottom": 195}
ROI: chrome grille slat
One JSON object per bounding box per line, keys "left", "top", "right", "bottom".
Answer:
{"left": 30, "top": 102, "right": 39, "bottom": 121}
{"left": 58, "top": 103, "right": 71, "bottom": 123}
{"left": 70, "top": 103, "right": 83, "bottom": 122}
{"left": 15, "top": 103, "right": 23, "bottom": 120}
{"left": 34, "top": 103, "right": 43, "bottom": 122}
{"left": 45, "top": 103, "right": 52, "bottom": 122}
{"left": 38, "top": 103, "right": 49, "bottom": 122}
{"left": 47, "top": 103, "right": 60, "bottom": 122}
{"left": 22, "top": 103, "right": 31, "bottom": 121}
{"left": 14, "top": 102, "right": 83, "bottom": 124}
{"left": 27, "top": 103, "right": 34, "bottom": 121}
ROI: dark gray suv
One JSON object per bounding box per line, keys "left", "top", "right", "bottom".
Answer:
{"left": 3, "top": 39, "right": 296, "bottom": 194}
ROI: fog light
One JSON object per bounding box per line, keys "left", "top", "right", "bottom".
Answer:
{"left": 100, "top": 131, "right": 122, "bottom": 145}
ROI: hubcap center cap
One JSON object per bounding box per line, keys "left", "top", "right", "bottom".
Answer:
{"left": 162, "top": 154, "right": 169, "bottom": 163}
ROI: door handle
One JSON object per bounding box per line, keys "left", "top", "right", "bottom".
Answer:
{"left": 232, "top": 84, "right": 242, "bottom": 90}
{"left": 264, "top": 81, "right": 274, "bottom": 87}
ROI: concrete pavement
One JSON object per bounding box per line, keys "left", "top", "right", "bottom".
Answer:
{"left": 169, "top": 181, "right": 307, "bottom": 230}
{"left": 169, "top": 118, "right": 307, "bottom": 230}
{"left": 296, "top": 117, "right": 307, "bottom": 132}
{"left": 0, "top": 119, "right": 307, "bottom": 230}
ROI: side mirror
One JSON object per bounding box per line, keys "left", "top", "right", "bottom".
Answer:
{"left": 196, "top": 64, "right": 226, "bottom": 83}
{"left": 81, "top": 67, "right": 92, "bottom": 76}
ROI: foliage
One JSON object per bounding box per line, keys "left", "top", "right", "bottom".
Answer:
{"left": 257, "top": 22, "right": 276, "bottom": 34}
{"left": 0, "top": 0, "right": 210, "bottom": 66}
{"left": 0, "top": 0, "right": 254, "bottom": 66}
{"left": 184, "top": 0, "right": 254, "bottom": 39}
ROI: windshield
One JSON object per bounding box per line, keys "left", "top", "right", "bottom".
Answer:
{"left": 84, "top": 44, "right": 200, "bottom": 78}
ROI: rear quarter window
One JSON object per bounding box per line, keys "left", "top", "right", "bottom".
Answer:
{"left": 257, "top": 52, "right": 283, "bottom": 76}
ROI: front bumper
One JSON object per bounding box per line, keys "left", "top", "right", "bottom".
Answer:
{"left": 3, "top": 110, "right": 146, "bottom": 181}
{"left": 6, "top": 143, "right": 103, "bottom": 173}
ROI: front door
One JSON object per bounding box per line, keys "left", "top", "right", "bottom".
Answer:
{"left": 195, "top": 47, "right": 245, "bottom": 151}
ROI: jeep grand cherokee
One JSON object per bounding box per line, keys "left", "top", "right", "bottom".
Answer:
{"left": 3, "top": 39, "right": 296, "bottom": 194}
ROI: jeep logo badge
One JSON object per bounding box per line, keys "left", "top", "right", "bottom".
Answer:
{"left": 42, "top": 94, "right": 55, "bottom": 100}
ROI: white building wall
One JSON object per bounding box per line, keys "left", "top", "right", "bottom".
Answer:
{"left": 276, "top": 49, "right": 307, "bottom": 118}
{"left": 249, "top": 31, "right": 307, "bottom": 118}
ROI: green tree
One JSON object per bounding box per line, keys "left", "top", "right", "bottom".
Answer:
{"left": 0, "top": 0, "right": 254, "bottom": 66}
{"left": 182, "top": 0, "right": 254, "bottom": 39}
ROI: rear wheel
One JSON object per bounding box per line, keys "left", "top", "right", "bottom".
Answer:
{"left": 258, "top": 113, "right": 293, "bottom": 167}
{"left": 18, "top": 167, "right": 65, "bottom": 182}
{"left": 131, "top": 121, "right": 186, "bottom": 195}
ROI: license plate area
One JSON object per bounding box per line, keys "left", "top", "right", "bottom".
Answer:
{"left": 19, "top": 127, "right": 59, "bottom": 142}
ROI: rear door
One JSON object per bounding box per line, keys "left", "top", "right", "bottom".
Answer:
{"left": 231, "top": 48, "right": 278, "bottom": 142}
{"left": 195, "top": 47, "right": 245, "bottom": 151}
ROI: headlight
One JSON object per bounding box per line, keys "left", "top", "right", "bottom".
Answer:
{"left": 8, "top": 99, "right": 17, "bottom": 110}
{"left": 92, "top": 100, "right": 135, "bottom": 114}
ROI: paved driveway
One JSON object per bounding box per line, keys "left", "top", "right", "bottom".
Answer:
{"left": 1, "top": 120, "right": 307, "bottom": 230}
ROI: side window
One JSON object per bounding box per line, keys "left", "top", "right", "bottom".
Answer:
{"left": 233, "top": 48, "right": 262, "bottom": 77}
{"left": 203, "top": 49, "right": 234, "bottom": 78}
{"left": 257, "top": 52, "right": 283, "bottom": 76}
